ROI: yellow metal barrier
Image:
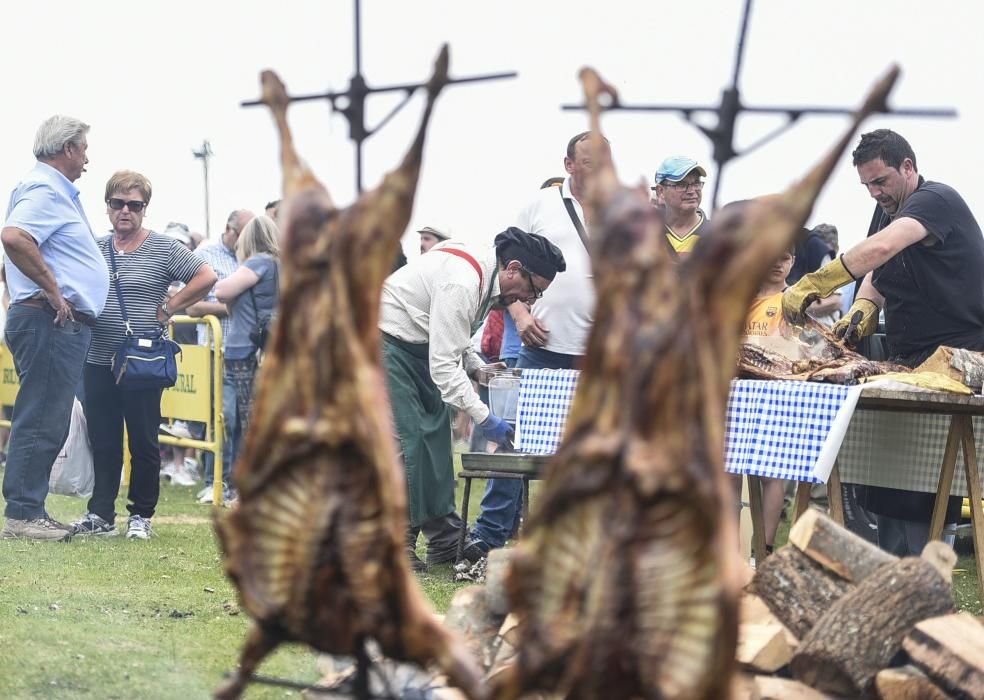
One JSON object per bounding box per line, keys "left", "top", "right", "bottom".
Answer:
{"left": 157, "top": 315, "right": 225, "bottom": 505}
{"left": 0, "top": 315, "right": 226, "bottom": 506}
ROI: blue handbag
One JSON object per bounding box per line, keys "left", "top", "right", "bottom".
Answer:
{"left": 107, "top": 245, "right": 181, "bottom": 390}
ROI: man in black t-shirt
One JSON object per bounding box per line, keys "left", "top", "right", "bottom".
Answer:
{"left": 783, "top": 129, "right": 984, "bottom": 555}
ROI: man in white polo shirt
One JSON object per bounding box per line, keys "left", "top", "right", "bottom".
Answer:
{"left": 466, "top": 131, "right": 608, "bottom": 560}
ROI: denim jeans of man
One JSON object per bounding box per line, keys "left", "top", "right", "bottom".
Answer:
{"left": 470, "top": 345, "right": 581, "bottom": 550}
{"left": 202, "top": 366, "right": 237, "bottom": 490}
{"left": 2, "top": 306, "right": 91, "bottom": 520}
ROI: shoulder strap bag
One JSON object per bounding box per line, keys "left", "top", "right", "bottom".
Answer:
{"left": 108, "top": 246, "right": 182, "bottom": 390}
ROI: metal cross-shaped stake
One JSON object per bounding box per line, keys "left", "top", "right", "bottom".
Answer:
{"left": 242, "top": 0, "right": 516, "bottom": 194}
{"left": 563, "top": 0, "right": 957, "bottom": 212}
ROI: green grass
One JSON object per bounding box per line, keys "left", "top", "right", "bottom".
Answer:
{"left": 0, "top": 461, "right": 484, "bottom": 700}
{"left": 1, "top": 460, "right": 980, "bottom": 699}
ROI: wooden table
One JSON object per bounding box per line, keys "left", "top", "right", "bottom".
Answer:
{"left": 456, "top": 452, "right": 549, "bottom": 562}
{"left": 747, "top": 387, "right": 984, "bottom": 587}
{"left": 857, "top": 389, "right": 984, "bottom": 594}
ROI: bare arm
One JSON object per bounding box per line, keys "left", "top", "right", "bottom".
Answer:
{"left": 185, "top": 299, "right": 228, "bottom": 318}
{"left": 215, "top": 266, "right": 260, "bottom": 304}
{"left": 841, "top": 216, "right": 930, "bottom": 280}
{"left": 856, "top": 272, "right": 886, "bottom": 308}
{"left": 158, "top": 265, "right": 218, "bottom": 323}
{"left": 809, "top": 293, "right": 843, "bottom": 316}
{"left": 0, "top": 226, "right": 71, "bottom": 324}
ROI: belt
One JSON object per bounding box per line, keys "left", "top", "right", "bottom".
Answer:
{"left": 14, "top": 298, "right": 98, "bottom": 328}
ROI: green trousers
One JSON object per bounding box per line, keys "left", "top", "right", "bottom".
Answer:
{"left": 381, "top": 333, "right": 456, "bottom": 527}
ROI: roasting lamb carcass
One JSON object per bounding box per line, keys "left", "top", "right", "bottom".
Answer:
{"left": 491, "top": 66, "right": 900, "bottom": 700}
{"left": 214, "top": 46, "right": 486, "bottom": 700}
{"left": 738, "top": 322, "right": 911, "bottom": 383}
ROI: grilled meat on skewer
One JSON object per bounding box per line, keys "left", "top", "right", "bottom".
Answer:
{"left": 492, "top": 66, "right": 900, "bottom": 700}
{"left": 214, "top": 46, "right": 486, "bottom": 700}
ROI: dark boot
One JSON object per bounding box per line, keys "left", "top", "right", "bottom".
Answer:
{"left": 422, "top": 512, "right": 466, "bottom": 565}
{"left": 406, "top": 526, "right": 426, "bottom": 573}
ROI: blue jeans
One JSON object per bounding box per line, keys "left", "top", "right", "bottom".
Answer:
{"left": 202, "top": 365, "right": 237, "bottom": 489}
{"left": 2, "top": 306, "right": 91, "bottom": 520}
{"left": 470, "top": 345, "right": 581, "bottom": 549}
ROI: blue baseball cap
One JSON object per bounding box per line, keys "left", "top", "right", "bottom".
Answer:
{"left": 654, "top": 155, "right": 708, "bottom": 184}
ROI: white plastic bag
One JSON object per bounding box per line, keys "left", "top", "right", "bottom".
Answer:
{"left": 48, "top": 398, "right": 94, "bottom": 498}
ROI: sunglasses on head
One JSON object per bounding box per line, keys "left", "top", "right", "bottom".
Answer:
{"left": 107, "top": 198, "right": 147, "bottom": 213}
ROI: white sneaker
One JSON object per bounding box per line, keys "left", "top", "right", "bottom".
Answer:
{"left": 159, "top": 421, "right": 193, "bottom": 439}
{"left": 182, "top": 457, "right": 201, "bottom": 481}
{"left": 126, "top": 515, "right": 153, "bottom": 540}
{"left": 197, "top": 486, "right": 214, "bottom": 504}
{"left": 170, "top": 466, "right": 197, "bottom": 487}
{"left": 160, "top": 461, "right": 177, "bottom": 481}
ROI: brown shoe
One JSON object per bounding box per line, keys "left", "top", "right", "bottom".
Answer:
{"left": 0, "top": 517, "right": 73, "bottom": 541}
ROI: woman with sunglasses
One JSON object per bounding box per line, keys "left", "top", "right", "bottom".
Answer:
{"left": 70, "top": 170, "right": 216, "bottom": 540}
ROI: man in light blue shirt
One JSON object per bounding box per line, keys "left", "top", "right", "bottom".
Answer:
{"left": 0, "top": 115, "right": 109, "bottom": 541}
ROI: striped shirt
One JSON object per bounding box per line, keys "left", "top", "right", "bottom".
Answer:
{"left": 87, "top": 232, "right": 205, "bottom": 366}
{"left": 194, "top": 241, "right": 240, "bottom": 348}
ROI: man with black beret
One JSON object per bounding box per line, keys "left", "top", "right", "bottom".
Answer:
{"left": 380, "top": 228, "right": 565, "bottom": 571}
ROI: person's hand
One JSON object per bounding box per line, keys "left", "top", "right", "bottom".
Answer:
{"left": 479, "top": 413, "right": 514, "bottom": 448}
{"left": 832, "top": 298, "right": 879, "bottom": 347}
{"left": 514, "top": 309, "right": 550, "bottom": 347}
{"left": 472, "top": 362, "right": 507, "bottom": 386}
{"left": 782, "top": 256, "right": 856, "bottom": 324}
{"left": 42, "top": 290, "right": 73, "bottom": 326}
{"left": 156, "top": 300, "right": 174, "bottom": 325}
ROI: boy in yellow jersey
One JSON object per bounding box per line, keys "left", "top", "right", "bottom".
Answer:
{"left": 737, "top": 246, "right": 796, "bottom": 555}
{"left": 651, "top": 155, "right": 710, "bottom": 258}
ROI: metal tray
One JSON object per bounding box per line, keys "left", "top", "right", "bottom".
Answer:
{"left": 460, "top": 451, "right": 550, "bottom": 476}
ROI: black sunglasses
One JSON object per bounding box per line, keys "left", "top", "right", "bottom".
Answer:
{"left": 107, "top": 198, "right": 147, "bottom": 213}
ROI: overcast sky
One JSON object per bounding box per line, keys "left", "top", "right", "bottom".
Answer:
{"left": 2, "top": 0, "right": 980, "bottom": 257}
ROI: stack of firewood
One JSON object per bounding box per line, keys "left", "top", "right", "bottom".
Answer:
{"left": 737, "top": 509, "right": 984, "bottom": 699}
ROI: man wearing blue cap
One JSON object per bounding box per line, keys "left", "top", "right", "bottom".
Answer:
{"left": 652, "top": 155, "right": 710, "bottom": 258}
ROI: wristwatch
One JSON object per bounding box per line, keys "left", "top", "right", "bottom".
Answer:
{"left": 161, "top": 301, "right": 172, "bottom": 317}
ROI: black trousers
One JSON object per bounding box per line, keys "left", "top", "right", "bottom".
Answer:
{"left": 84, "top": 363, "right": 163, "bottom": 523}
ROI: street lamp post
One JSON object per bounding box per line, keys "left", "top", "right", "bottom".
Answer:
{"left": 192, "top": 140, "right": 214, "bottom": 237}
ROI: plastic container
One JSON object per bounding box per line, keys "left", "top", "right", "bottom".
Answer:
{"left": 488, "top": 373, "right": 520, "bottom": 424}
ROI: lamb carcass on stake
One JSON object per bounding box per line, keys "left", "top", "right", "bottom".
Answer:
{"left": 491, "top": 65, "right": 900, "bottom": 700}
{"left": 214, "top": 46, "right": 486, "bottom": 700}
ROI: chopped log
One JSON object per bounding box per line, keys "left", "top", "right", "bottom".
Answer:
{"left": 788, "top": 509, "right": 897, "bottom": 582}
{"left": 443, "top": 586, "right": 506, "bottom": 670}
{"left": 903, "top": 612, "right": 984, "bottom": 699}
{"left": 737, "top": 620, "right": 796, "bottom": 673}
{"left": 748, "top": 545, "right": 852, "bottom": 639}
{"left": 484, "top": 549, "right": 514, "bottom": 616}
{"left": 753, "top": 676, "right": 839, "bottom": 699}
{"left": 740, "top": 593, "right": 777, "bottom": 625}
{"left": 875, "top": 665, "right": 950, "bottom": 700}
{"left": 790, "top": 549, "right": 955, "bottom": 697}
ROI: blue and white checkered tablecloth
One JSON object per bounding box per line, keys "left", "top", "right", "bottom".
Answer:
{"left": 724, "top": 379, "right": 862, "bottom": 483}
{"left": 515, "top": 371, "right": 862, "bottom": 483}
{"left": 516, "top": 369, "right": 580, "bottom": 454}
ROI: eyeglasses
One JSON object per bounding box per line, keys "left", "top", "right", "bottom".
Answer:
{"left": 521, "top": 268, "right": 544, "bottom": 300}
{"left": 662, "top": 180, "right": 704, "bottom": 192}
{"left": 107, "top": 198, "right": 147, "bottom": 213}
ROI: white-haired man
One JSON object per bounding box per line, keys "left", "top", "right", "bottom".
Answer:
{"left": 1, "top": 115, "right": 110, "bottom": 541}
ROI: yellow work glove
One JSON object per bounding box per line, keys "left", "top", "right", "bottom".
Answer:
{"left": 832, "top": 298, "right": 879, "bottom": 346}
{"left": 782, "top": 255, "right": 857, "bottom": 324}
